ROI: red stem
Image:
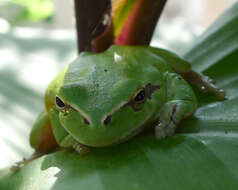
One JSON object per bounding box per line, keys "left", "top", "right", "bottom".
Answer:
{"left": 74, "top": 0, "right": 167, "bottom": 53}
{"left": 74, "top": 0, "right": 111, "bottom": 53}
{"left": 115, "top": 0, "right": 167, "bottom": 45}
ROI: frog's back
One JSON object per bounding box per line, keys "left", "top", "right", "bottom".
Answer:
{"left": 63, "top": 45, "right": 172, "bottom": 89}
{"left": 63, "top": 45, "right": 190, "bottom": 85}
{"left": 46, "top": 45, "right": 191, "bottom": 107}
{"left": 57, "top": 45, "right": 190, "bottom": 111}
{"left": 107, "top": 45, "right": 191, "bottom": 74}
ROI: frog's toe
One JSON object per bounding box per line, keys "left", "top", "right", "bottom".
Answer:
{"left": 164, "top": 122, "right": 176, "bottom": 136}
{"left": 73, "top": 143, "right": 90, "bottom": 155}
{"left": 155, "top": 124, "right": 166, "bottom": 140}
{"left": 155, "top": 122, "right": 176, "bottom": 140}
{"left": 11, "top": 161, "right": 23, "bottom": 172}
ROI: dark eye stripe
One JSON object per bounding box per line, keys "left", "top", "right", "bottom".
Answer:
{"left": 55, "top": 96, "right": 65, "bottom": 107}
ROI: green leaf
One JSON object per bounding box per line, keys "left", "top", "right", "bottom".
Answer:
{"left": 11, "top": 0, "right": 53, "bottom": 22}
{"left": 1, "top": 2, "right": 238, "bottom": 190}
{"left": 1, "top": 136, "right": 238, "bottom": 190}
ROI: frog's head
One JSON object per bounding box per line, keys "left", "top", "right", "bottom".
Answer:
{"left": 55, "top": 46, "right": 166, "bottom": 147}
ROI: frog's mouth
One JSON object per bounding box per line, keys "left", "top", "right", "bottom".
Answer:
{"left": 111, "top": 111, "right": 155, "bottom": 145}
{"left": 60, "top": 105, "right": 155, "bottom": 147}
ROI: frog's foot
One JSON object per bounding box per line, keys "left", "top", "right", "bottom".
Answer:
{"left": 73, "top": 143, "right": 90, "bottom": 155}
{"left": 182, "top": 70, "right": 226, "bottom": 100}
{"left": 199, "top": 76, "right": 226, "bottom": 100}
{"left": 10, "top": 152, "right": 41, "bottom": 172}
{"left": 11, "top": 158, "right": 27, "bottom": 172}
{"left": 155, "top": 121, "right": 176, "bottom": 140}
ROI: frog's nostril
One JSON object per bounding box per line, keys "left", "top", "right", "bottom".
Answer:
{"left": 104, "top": 115, "right": 112, "bottom": 126}
{"left": 82, "top": 116, "right": 90, "bottom": 125}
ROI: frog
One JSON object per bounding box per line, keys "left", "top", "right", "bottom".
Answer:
{"left": 12, "top": 45, "right": 225, "bottom": 170}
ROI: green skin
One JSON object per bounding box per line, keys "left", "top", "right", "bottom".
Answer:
{"left": 29, "top": 45, "right": 225, "bottom": 154}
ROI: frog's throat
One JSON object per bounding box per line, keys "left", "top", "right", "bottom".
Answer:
{"left": 111, "top": 111, "right": 155, "bottom": 145}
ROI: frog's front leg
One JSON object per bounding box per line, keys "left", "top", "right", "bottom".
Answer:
{"left": 156, "top": 73, "right": 197, "bottom": 139}
{"left": 50, "top": 108, "right": 90, "bottom": 154}
{"left": 11, "top": 110, "right": 58, "bottom": 172}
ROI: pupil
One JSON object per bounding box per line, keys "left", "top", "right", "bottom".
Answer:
{"left": 56, "top": 96, "right": 65, "bottom": 107}
{"left": 134, "top": 90, "right": 145, "bottom": 102}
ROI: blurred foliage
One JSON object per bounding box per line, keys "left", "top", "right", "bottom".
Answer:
{"left": 0, "top": 28, "right": 77, "bottom": 169}
{"left": 0, "top": 0, "right": 53, "bottom": 22}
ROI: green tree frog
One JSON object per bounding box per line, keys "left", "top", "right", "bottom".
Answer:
{"left": 28, "top": 45, "right": 226, "bottom": 158}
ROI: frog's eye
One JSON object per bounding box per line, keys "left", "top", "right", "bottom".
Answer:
{"left": 134, "top": 90, "right": 146, "bottom": 102}
{"left": 55, "top": 96, "right": 65, "bottom": 108}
